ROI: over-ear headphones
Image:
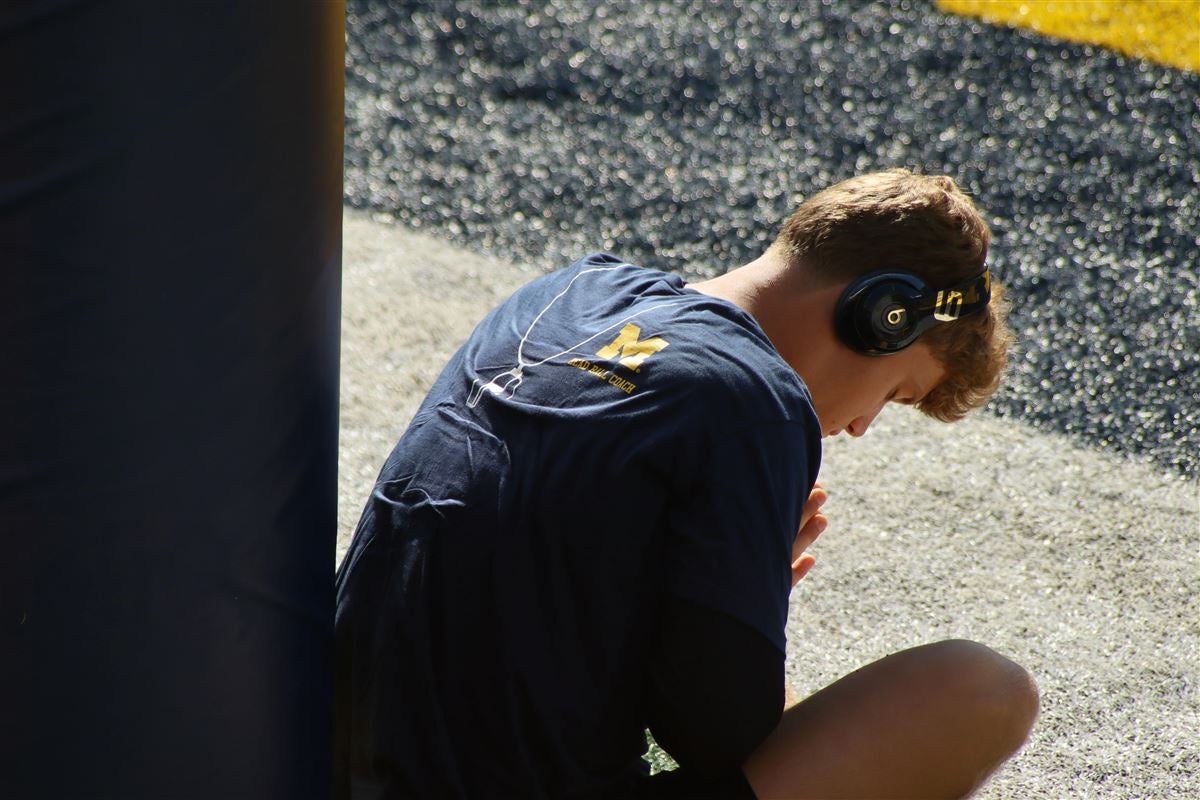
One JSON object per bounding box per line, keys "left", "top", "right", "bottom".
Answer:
{"left": 834, "top": 269, "right": 992, "bottom": 356}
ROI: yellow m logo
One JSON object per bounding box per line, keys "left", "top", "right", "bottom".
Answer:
{"left": 595, "top": 323, "right": 669, "bottom": 372}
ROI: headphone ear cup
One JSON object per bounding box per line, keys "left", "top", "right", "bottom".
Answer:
{"left": 834, "top": 272, "right": 928, "bottom": 355}
{"left": 861, "top": 284, "right": 918, "bottom": 348}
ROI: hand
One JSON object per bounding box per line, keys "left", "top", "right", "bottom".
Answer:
{"left": 791, "top": 483, "right": 828, "bottom": 587}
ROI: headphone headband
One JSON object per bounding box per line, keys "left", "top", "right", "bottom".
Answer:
{"left": 912, "top": 269, "right": 991, "bottom": 319}
{"left": 834, "top": 268, "right": 992, "bottom": 356}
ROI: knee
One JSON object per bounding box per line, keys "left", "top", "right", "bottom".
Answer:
{"left": 930, "top": 639, "right": 1040, "bottom": 751}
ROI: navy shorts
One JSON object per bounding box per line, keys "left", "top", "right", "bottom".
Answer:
{"left": 640, "top": 767, "right": 757, "bottom": 799}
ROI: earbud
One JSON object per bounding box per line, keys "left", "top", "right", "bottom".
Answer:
{"left": 467, "top": 368, "right": 523, "bottom": 408}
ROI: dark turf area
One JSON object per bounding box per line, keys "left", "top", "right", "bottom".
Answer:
{"left": 343, "top": 0, "right": 1199, "bottom": 477}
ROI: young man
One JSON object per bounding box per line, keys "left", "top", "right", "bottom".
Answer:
{"left": 335, "top": 170, "right": 1039, "bottom": 799}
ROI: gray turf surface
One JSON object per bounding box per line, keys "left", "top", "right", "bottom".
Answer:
{"left": 339, "top": 1, "right": 1199, "bottom": 794}
{"left": 338, "top": 212, "right": 1198, "bottom": 798}
{"left": 344, "top": 0, "right": 1199, "bottom": 476}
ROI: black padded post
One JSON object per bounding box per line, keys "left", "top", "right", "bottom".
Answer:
{"left": 1, "top": 3, "right": 345, "bottom": 797}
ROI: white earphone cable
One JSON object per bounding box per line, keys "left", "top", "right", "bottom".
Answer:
{"left": 467, "top": 263, "right": 692, "bottom": 407}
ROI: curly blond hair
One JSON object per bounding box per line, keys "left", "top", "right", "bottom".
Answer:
{"left": 772, "top": 169, "right": 1014, "bottom": 421}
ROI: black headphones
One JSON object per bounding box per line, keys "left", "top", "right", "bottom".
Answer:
{"left": 834, "top": 269, "right": 992, "bottom": 356}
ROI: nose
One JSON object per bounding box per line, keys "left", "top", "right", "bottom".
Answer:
{"left": 846, "top": 406, "right": 883, "bottom": 437}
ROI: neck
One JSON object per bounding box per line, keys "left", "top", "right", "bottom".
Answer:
{"left": 688, "top": 249, "right": 842, "bottom": 373}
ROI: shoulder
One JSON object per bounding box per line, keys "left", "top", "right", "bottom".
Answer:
{"left": 660, "top": 310, "right": 818, "bottom": 429}
{"left": 501, "top": 253, "right": 673, "bottom": 313}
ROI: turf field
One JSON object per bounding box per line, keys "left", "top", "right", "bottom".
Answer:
{"left": 339, "top": 2, "right": 1199, "bottom": 795}
{"left": 344, "top": 0, "right": 1199, "bottom": 478}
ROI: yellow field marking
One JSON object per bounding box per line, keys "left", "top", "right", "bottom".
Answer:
{"left": 938, "top": 0, "right": 1199, "bottom": 71}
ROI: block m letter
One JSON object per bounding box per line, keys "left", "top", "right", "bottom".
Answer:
{"left": 595, "top": 323, "right": 669, "bottom": 372}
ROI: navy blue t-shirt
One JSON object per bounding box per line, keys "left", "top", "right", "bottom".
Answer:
{"left": 335, "top": 254, "right": 822, "bottom": 799}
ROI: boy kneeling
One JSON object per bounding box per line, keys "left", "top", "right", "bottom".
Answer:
{"left": 335, "top": 170, "right": 1037, "bottom": 799}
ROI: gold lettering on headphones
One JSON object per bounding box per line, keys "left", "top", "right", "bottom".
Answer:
{"left": 933, "top": 290, "right": 964, "bottom": 322}
{"left": 886, "top": 308, "right": 906, "bottom": 327}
